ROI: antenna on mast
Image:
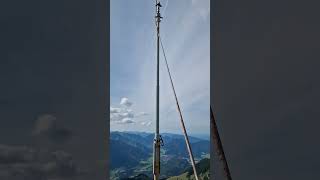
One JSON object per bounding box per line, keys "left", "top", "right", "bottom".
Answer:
{"left": 153, "top": 0, "right": 163, "bottom": 180}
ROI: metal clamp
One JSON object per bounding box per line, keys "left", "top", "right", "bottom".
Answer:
{"left": 159, "top": 135, "right": 164, "bottom": 146}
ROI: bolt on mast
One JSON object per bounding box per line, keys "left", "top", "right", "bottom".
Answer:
{"left": 153, "top": 0, "right": 163, "bottom": 180}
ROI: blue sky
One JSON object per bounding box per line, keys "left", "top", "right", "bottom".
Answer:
{"left": 110, "top": 0, "right": 210, "bottom": 134}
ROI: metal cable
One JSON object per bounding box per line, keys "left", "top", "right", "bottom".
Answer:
{"left": 159, "top": 36, "right": 199, "bottom": 180}
{"left": 211, "top": 106, "right": 232, "bottom": 180}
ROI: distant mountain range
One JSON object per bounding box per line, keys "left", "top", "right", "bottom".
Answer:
{"left": 110, "top": 131, "right": 210, "bottom": 179}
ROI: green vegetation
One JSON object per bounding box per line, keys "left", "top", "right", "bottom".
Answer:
{"left": 110, "top": 132, "right": 210, "bottom": 179}
{"left": 167, "top": 158, "right": 210, "bottom": 180}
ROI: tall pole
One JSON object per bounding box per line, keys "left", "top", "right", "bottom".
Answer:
{"left": 153, "top": 1, "right": 162, "bottom": 180}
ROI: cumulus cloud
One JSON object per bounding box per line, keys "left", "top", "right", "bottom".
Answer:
{"left": 0, "top": 145, "right": 88, "bottom": 180}
{"left": 110, "top": 97, "right": 149, "bottom": 125}
{"left": 32, "top": 114, "right": 72, "bottom": 144}
{"left": 120, "top": 97, "right": 132, "bottom": 107}
{"left": 110, "top": 108, "right": 135, "bottom": 123}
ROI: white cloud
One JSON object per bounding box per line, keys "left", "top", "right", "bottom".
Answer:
{"left": 110, "top": 107, "right": 121, "bottom": 113}
{"left": 110, "top": 109, "right": 134, "bottom": 122}
{"left": 110, "top": 97, "right": 149, "bottom": 125}
{"left": 118, "top": 118, "right": 134, "bottom": 124}
{"left": 120, "top": 97, "right": 133, "bottom": 107}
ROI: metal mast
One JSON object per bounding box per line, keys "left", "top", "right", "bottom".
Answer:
{"left": 153, "top": 0, "right": 162, "bottom": 180}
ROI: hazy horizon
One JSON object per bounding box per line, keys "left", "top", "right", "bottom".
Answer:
{"left": 110, "top": 130, "right": 210, "bottom": 141}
